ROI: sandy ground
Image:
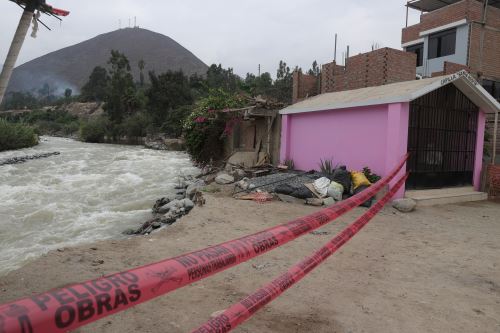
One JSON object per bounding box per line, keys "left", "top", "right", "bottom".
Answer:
{"left": 0, "top": 192, "right": 499, "bottom": 333}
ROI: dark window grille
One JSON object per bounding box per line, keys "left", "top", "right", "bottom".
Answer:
{"left": 482, "top": 79, "right": 500, "bottom": 101}
{"left": 406, "top": 43, "right": 424, "bottom": 67}
{"left": 407, "top": 84, "right": 478, "bottom": 189}
{"left": 428, "top": 28, "right": 456, "bottom": 59}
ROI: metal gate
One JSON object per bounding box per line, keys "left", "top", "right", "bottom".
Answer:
{"left": 407, "top": 84, "right": 478, "bottom": 189}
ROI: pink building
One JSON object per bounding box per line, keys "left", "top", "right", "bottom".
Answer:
{"left": 280, "top": 71, "right": 500, "bottom": 198}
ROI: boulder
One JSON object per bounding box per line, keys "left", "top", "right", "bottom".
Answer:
{"left": 157, "top": 199, "right": 183, "bottom": 214}
{"left": 215, "top": 173, "right": 235, "bottom": 185}
{"left": 392, "top": 198, "right": 417, "bottom": 213}
{"left": 181, "top": 198, "right": 195, "bottom": 212}
{"left": 186, "top": 180, "right": 206, "bottom": 199}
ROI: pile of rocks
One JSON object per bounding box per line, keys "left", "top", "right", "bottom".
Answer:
{"left": 0, "top": 152, "right": 60, "bottom": 166}
{"left": 127, "top": 177, "right": 206, "bottom": 235}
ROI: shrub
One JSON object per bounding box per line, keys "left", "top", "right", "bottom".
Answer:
{"left": 0, "top": 119, "right": 38, "bottom": 151}
{"left": 79, "top": 117, "right": 108, "bottom": 143}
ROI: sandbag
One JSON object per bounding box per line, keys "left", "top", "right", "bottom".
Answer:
{"left": 351, "top": 171, "right": 371, "bottom": 190}
{"left": 353, "top": 185, "right": 373, "bottom": 208}
{"left": 327, "top": 181, "right": 344, "bottom": 201}
{"left": 332, "top": 168, "right": 351, "bottom": 194}
{"left": 313, "top": 177, "right": 331, "bottom": 198}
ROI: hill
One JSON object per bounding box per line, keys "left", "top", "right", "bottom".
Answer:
{"left": 6, "top": 28, "right": 208, "bottom": 95}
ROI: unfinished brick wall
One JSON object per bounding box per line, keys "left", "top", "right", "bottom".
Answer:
{"left": 402, "top": 0, "right": 485, "bottom": 43}
{"left": 292, "top": 71, "right": 319, "bottom": 104}
{"left": 319, "top": 48, "right": 416, "bottom": 94}
{"left": 468, "top": 12, "right": 500, "bottom": 80}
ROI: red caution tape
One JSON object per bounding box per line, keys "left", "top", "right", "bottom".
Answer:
{"left": 0, "top": 156, "right": 407, "bottom": 333}
{"left": 191, "top": 173, "right": 409, "bottom": 333}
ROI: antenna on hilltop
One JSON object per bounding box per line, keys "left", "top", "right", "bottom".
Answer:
{"left": 128, "top": 17, "right": 131, "bottom": 28}
{"left": 134, "top": 16, "right": 137, "bottom": 28}
{"left": 119, "top": 19, "right": 121, "bottom": 29}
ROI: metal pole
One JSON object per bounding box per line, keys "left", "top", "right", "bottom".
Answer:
{"left": 0, "top": 9, "right": 34, "bottom": 105}
{"left": 493, "top": 110, "right": 498, "bottom": 164}
{"left": 334, "top": 33, "right": 337, "bottom": 63}
{"left": 406, "top": 5, "right": 409, "bottom": 27}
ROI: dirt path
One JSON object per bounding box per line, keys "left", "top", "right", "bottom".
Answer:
{"left": 1, "top": 195, "right": 499, "bottom": 333}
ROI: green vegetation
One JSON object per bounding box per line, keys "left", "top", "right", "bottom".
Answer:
{"left": 0, "top": 119, "right": 38, "bottom": 152}
{"left": 362, "top": 167, "right": 382, "bottom": 183}
{"left": 2, "top": 50, "right": 323, "bottom": 160}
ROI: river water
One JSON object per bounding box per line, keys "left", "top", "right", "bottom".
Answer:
{"left": 0, "top": 137, "right": 198, "bottom": 275}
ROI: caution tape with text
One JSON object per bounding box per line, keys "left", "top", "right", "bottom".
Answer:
{"left": 0, "top": 155, "right": 407, "bottom": 333}
{"left": 191, "top": 173, "right": 408, "bottom": 333}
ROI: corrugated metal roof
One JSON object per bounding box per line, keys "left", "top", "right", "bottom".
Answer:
{"left": 280, "top": 71, "right": 500, "bottom": 115}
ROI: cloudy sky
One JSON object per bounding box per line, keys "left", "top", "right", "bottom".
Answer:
{"left": 0, "top": 0, "right": 420, "bottom": 77}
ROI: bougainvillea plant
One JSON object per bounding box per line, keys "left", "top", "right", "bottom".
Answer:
{"left": 183, "top": 89, "right": 246, "bottom": 163}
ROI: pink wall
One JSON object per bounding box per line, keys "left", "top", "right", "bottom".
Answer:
{"left": 280, "top": 103, "right": 410, "bottom": 198}
{"left": 473, "top": 110, "right": 486, "bottom": 190}
{"left": 282, "top": 105, "right": 389, "bottom": 176}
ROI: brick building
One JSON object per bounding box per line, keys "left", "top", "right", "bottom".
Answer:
{"left": 403, "top": 0, "right": 500, "bottom": 101}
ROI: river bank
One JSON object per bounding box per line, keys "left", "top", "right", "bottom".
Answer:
{"left": 0, "top": 195, "right": 499, "bottom": 332}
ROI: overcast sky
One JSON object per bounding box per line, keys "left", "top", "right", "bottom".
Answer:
{"left": 0, "top": 0, "right": 420, "bottom": 77}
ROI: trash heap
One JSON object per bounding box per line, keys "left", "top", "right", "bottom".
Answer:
{"left": 221, "top": 163, "right": 380, "bottom": 207}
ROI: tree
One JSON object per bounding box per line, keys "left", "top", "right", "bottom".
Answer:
{"left": 0, "top": 91, "right": 39, "bottom": 110}
{"left": 64, "top": 88, "right": 72, "bottom": 99}
{"left": 206, "top": 64, "right": 240, "bottom": 93}
{"left": 274, "top": 60, "right": 293, "bottom": 104}
{"left": 138, "top": 59, "right": 145, "bottom": 87}
{"left": 307, "top": 60, "right": 320, "bottom": 76}
{"left": 81, "top": 66, "right": 109, "bottom": 102}
{"left": 104, "top": 50, "right": 136, "bottom": 123}
{"left": 146, "top": 70, "right": 193, "bottom": 127}
{"left": 255, "top": 72, "right": 273, "bottom": 96}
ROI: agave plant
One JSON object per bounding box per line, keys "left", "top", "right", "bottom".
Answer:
{"left": 319, "top": 158, "right": 335, "bottom": 176}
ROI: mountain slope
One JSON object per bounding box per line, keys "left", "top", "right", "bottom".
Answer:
{"left": 6, "top": 28, "right": 208, "bottom": 94}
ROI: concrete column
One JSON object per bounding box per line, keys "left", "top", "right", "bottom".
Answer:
{"left": 279, "top": 114, "right": 291, "bottom": 163}
{"left": 385, "top": 102, "right": 410, "bottom": 199}
{"left": 473, "top": 110, "right": 486, "bottom": 190}
{"left": 0, "top": 9, "right": 34, "bottom": 105}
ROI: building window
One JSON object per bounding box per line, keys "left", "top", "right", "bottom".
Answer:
{"left": 428, "top": 28, "right": 456, "bottom": 59}
{"left": 483, "top": 79, "right": 500, "bottom": 101}
{"left": 406, "top": 43, "right": 424, "bottom": 67}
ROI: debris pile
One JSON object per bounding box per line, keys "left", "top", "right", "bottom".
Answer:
{"left": 210, "top": 161, "right": 385, "bottom": 208}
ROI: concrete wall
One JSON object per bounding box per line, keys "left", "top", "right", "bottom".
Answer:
{"left": 416, "top": 23, "right": 469, "bottom": 77}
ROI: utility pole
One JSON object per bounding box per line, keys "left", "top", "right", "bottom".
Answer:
{"left": 0, "top": 7, "right": 34, "bottom": 105}
{"left": 0, "top": 1, "right": 69, "bottom": 106}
